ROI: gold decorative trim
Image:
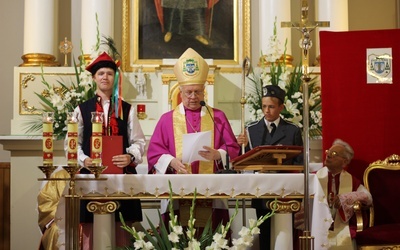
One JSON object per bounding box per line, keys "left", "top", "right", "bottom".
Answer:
{"left": 86, "top": 201, "right": 120, "bottom": 215}
{"left": 259, "top": 54, "right": 294, "bottom": 67}
{"left": 242, "top": 0, "right": 251, "bottom": 63}
{"left": 266, "top": 199, "right": 301, "bottom": 213}
{"left": 161, "top": 74, "right": 176, "bottom": 85}
{"left": 78, "top": 54, "right": 92, "bottom": 65}
{"left": 207, "top": 74, "right": 215, "bottom": 85}
{"left": 21, "top": 99, "right": 38, "bottom": 114}
{"left": 21, "top": 74, "right": 35, "bottom": 89}
{"left": 19, "top": 53, "right": 60, "bottom": 67}
{"left": 363, "top": 154, "right": 400, "bottom": 227}
{"left": 18, "top": 72, "right": 77, "bottom": 115}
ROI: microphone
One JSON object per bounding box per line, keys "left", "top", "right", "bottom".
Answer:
{"left": 200, "top": 101, "right": 237, "bottom": 174}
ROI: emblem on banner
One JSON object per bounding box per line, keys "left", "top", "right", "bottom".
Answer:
{"left": 367, "top": 48, "right": 393, "bottom": 84}
{"left": 368, "top": 54, "right": 391, "bottom": 77}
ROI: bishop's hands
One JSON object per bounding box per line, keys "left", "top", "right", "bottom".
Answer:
{"left": 169, "top": 158, "right": 189, "bottom": 174}
{"left": 198, "top": 146, "right": 221, "bottom": 161}
{"left": 169, "top": 146, "right": 222, "bottom": 174}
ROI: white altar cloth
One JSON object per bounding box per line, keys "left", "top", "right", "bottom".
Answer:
{"left": 55, "top": 173, "right": 332, "bottom": 249}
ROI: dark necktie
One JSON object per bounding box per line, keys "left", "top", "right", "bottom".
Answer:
{"left": 270, "top": 123, "right": 276, "bottom": 137}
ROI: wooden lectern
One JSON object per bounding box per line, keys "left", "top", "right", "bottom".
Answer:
{"left": 231, "top": 145, "right": 303, "bottom": 172}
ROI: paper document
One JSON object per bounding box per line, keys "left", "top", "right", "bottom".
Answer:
{"left": 182, "top": 130, "right": 212, "bottom": 164}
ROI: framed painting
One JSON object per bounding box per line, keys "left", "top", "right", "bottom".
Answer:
{"left": 122, "top": 0, "right": 251, "bottom": 72}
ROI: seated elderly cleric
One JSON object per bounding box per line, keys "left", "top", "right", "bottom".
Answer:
{"left": 295, "top": 138, "right": 372, "bottom": 249}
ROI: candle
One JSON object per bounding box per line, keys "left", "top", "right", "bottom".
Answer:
{"left": 42, "top": 112, "right": 54, "bottom": 166}
{"left": 91, "top": 112, "right": 103, "bottom": 166}
{"left": 137, "top": 104, "right": 146, "bottom": 113}
{"left": 137, "top": 104, "right": 147, "bottom": 120}
{"left": 67, "top": 112, "right": 78, "bottom": 166}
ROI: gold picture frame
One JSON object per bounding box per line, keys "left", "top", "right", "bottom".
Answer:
{"left": 122, "top": 0, "right": 250, "bottom": 72}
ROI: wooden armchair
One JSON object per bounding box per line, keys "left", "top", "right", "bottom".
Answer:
{"left": 355, "top": 154, "right": 400, "bottom": 249}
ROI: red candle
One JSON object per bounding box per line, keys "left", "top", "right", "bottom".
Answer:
{"left": 137, "top": 104, "right": 146, "bottom": 113}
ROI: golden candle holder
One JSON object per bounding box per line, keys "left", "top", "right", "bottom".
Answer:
{"left": 62, "top": 165, "right": 82, "bottom": 179}
{"left": 86, "top": 165, "right": 108, "bottom": 178}
{"left": 38, "top": 165, "right": 58, "bottom": 179}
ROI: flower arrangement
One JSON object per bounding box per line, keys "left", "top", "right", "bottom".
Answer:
{"left": 119, "top": 181, "right": 274, "bottom": 250}
{"left": 24, "top": 16, "right": 120, "bottom": 140}
{"left": 246, "top": 20, "right": 322, "bottom": 138}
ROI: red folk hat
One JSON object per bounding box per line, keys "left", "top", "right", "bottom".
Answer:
{"left": 85, "top": 52, "right": 121, "bottom": 75}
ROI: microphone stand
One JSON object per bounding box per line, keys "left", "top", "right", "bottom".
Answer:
{"left": 200, "top": 101, "right": 237, "bottom": 174}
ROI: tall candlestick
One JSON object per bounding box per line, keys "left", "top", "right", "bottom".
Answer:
{"left": 67, "top": 112, "right": 78, "bottom": 166}
{"left": 42, "top": 112, "right": 54, "bottom": 166}
{"left": 91, "top": 112, "right": 103, "bottom": 166}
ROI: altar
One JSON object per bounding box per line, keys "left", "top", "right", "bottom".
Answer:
{"left": 53, "top": 173, "right": 332, "bottom": 249}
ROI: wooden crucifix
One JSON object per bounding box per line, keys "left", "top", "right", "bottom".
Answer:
{"left": 281, "top": 1, "right": 329, "bottom": 250}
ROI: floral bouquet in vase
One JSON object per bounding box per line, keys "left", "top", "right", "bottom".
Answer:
{"left": 118, "top": 181, "right": 274, "bottom": 250}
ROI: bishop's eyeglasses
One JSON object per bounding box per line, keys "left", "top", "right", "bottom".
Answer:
{"left": 182, "top": 90, "right": 204, "bottom": 98}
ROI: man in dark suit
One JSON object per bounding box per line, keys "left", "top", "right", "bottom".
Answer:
{"left": 237, "top": 84, "right": 303, "bottom": 250}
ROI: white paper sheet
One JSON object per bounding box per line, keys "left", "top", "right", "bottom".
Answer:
{"left": 182, "top": 130, "right": 211, "bottom": 164}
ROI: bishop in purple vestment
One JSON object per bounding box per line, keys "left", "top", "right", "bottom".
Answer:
{"left": 147, "top": 48, "right": 240, "bottom": 236}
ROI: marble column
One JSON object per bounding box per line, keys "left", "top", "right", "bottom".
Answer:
{"left": 315, "top": 0, "right": 349, "bottom": 65}
{"left": 81, "top": 0, "right": 114, "bottom": 61}
{"left": 268, "top": 199, "right": 301, "bottom": 250}
{"left": 259, "top": 0, "right": 292, "bottom": 57}
{"left": 87, "top": 201, "right": 119, "bottom": 250}
{"left": 21, "top": 0, "right": 59, "bottom": 66}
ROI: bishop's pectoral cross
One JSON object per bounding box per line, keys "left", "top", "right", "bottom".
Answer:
{"left": 281, "top": 0, "right": 329, "bottom": 81}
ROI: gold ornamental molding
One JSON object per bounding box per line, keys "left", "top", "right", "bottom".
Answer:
{"left": 161, "top": 74, "right": 176, "bottom": 85}
{"left": 18, "top": 72, "right": 77, "bottom": 115}
{"left": 86, "top": 201, "right": 120, "bottom": 215}
{"left": 21, "top": 74, "right": 35, "bottom": 88}
{"left": 21, "top": 99, "right": 38, "bottom": 114}
{"left": 20, "top": 53, "right": 60, "bottom": 67}
{"left": 258, "top": 54, "right": 294, "bottom": 67}
{"left": 78, "top": 54, "right": 92, "bottom": 65}
{"left": 266, "top": 199, "right": 301, "bottom": 213}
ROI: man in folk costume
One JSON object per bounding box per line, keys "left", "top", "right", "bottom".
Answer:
{"left": 147, "top": 48, "right": 240, "bottom": 236}
{"left": 71, "top": 52, "right": 146, "bottom": 249}
{"left": 295, "top": 139, "right": 372, "bottom": 249}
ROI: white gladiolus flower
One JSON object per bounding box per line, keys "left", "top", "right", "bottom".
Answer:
{"left": 172, "top": 225, "right": 183, "bottom": 235}
{"left": 168, "top": 232, "right": 180, "bottom": 243}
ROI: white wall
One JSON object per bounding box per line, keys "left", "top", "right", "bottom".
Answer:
{"left": 0, "top": 0, "right": 24, "bottom": 161}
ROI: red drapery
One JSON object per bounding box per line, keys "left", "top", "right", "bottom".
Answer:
{"left": 320, "top": 29, "right": 400, "bottom": 181}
